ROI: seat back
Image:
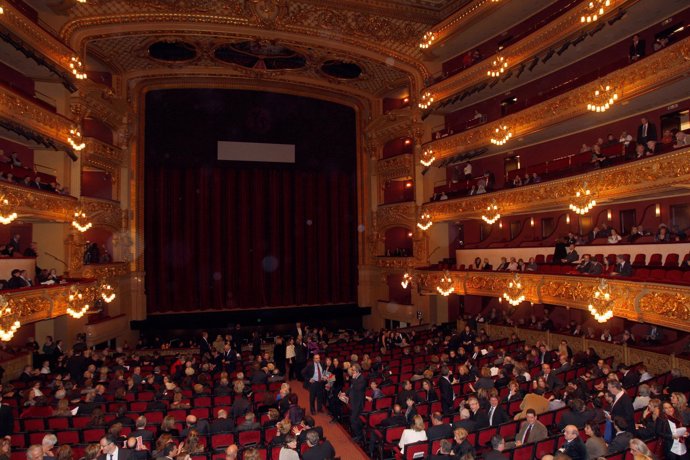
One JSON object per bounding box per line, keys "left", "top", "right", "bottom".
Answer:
{"left": 648, "top": 253, "right": 662, "bottom": 266}
{"left": 404, "top": 440, "right": 429, "bottom": 460}
{"left": 664, "top": 253, "right": 679, "bottom": 267}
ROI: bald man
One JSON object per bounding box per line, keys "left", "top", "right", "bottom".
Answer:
{"left": 560, "top": 425, "right": 587, "bottom": 460}
{"left": 225, "top": 445, "right": 238, "bottom": 460}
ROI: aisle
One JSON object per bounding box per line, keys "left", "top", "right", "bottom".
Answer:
{"left": 290, "top": 379, "right": 370, "bottom": 460}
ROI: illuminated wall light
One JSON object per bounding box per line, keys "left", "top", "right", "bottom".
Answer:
{"left": 581, "top": 0, "right": 612, "bottom": 23}
{"left": 655, "top": 204, "right": 661, "bottom": 217}
{"left": 487, "top": 56, "right": 508, "bottom": 78}
{"left": 566, "top": 214, "right": 571, "bottom": 224}
{"left": 401, "top": 272, "right": 412, "bottom": 289}
{"left": 72, "top": 209, "right": 93, "bottom": 232}
{"left": 417, "top": 211, "right": 433, "bottom": 231}
{"left": 69, "top": 56, "right": 87, "bottom": 80}
{"left": 420, "top": 148, "right": 435, "bottom": 167}
{"left": 101, "top": 284, "right": 116, "bottom": 303}
{"left": 68, "top": 128, "right": 86, "bottom": 151}
{"left": 419, "top": 31, "right": 437, "bottom": 49}
{"left": 418, "top": 91, "right": 435, "bottom": 110}
{"left": 0, "top": 197, "right": 17, "bottom": 225}
{"left": 530, "top": 217, "right": 535, "bottom": 227}
{"left": 586, "top": 85, "right": 619, "bottom": 113}
{"left": 405, "top": 181, "right": 413, "bottom": 188}
{"left": 482, "top": 203, "right": 501, "bottom": 225}
{"left": 607, "top": 209, "right": 612, "bottom": 221}
{"left": 490, "top": 126, "right": 513, "bottom": 145}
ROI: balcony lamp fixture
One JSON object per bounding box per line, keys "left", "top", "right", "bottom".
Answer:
{"left": 401, "top": 272, "right": 413, "bottom": 289}
{"left": 587, "top": 84, "right": 619, "bottom": 112}
{"left": 0, "top": 4, "right": 3, "bottom": 14}
{"left": 72, "top": 209, "right": 93, "bottom": 232}
{"left": 0, "top": 296, "right": 20, "bottom": 342}
{"left": 490, "top": 125, "right": 512, "bottom": 145}
{"left": 568, "top": 183, "right": 597, "bottom": 215}
{"left": 436, "top": 271, "right": 455, "bottom": 296}
{"left": 0, "top": 196, "right": 17, "bottom": 225}
{"left": 419, "top": 31, "right": 436, "bottom": 49}
{"left": 487, "top": 56, "right": 508, "bottom": 78}
{"left": 588, "top": 278, "right": 614, "bottom": 322}
{"left": 418, "top": 91, "right": 435, "bottom": 109}
{"left": 417, "top": 211, "right": 433, "bottom": 231}
{"left": 100, "top": 283, "right": 116, "bottom": 303}
{"left": 500, "top": 273, "right": 526, "bottom": 306}
{"left": 482, "top": 202, "right": 501, "bottom": 225}
{"left": 581, "top": 0, "right": 612, "bottom": 23}
{"left": 420, "top": 148, "right": 436, "bottom": 167}
{"left": 69, "top": 56, "right": 87, "bottom": 80}
{"left": 68, "top": 127, "right": 85, "bottom": 151}
{"left": 67, "top": 287, "right": 90, "bottom": 319}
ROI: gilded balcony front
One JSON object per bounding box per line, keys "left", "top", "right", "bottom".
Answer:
{"left": 80, "top": 196, "right": 124, "bottom": 231}
{"left": 0, "top": 181, "right": 77, "bottom": 222}
{"left": 423, "top": 146, "right": 690, "bottom": 222}
{"left": 377, "top": 154, "right": 414, "bottom": 181}
{"left": 425, "top": 35, "right": 690, "bottom": 160}
{"left": 0, "top": 85, "right": 73, "bottom": 148}
{"left": 415, "top": 269, "right": 690, "bottom": 333}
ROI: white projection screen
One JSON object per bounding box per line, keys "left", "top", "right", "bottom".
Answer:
{"left": 217, "top": 141, "right": 296, "bottom": 163}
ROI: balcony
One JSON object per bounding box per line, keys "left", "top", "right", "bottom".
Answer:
{"left": 377, "top": 154, "right": 414, "bottom": 182}
{"left": 80, "top": 196, "right": 124, "bottom": 231}
{"left": 74, "top": 262, "right": 129, "bottom": 280}
{"left": 0, "top": 180, "right": 77, "bottom": 222}
{"left": 424, "top": 35, "right": 690, "bottom": 161}
{"left": 423, "top": 146, "right": 690, "bottom": 223}
{"left": 413, "top": 269, "right": 690, "bottom": 332}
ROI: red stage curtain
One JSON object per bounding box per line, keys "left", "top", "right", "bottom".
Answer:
{"left": 144, "top": 166, "right": 357, "bottom": 312}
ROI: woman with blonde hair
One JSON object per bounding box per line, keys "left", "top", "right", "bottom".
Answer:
{"left": 398, "top": 415, "right": 427, "bottom": 454}
{"left": 671, "top": 392, "right": 690, "bottom": 425}
{"left": 181, "top": 429, "right": 204, "bottom": 454}
{"left": 0, "top": 437, "right": 11, "bottom": 460}
{"left": 79, "top": 444, "right": 101, "bottom": 460}
{"left": 159, "top": 416, "right": 180, "bottom": 438}
{"left": 628, "top": 438, "right": 656, "bottom": 460}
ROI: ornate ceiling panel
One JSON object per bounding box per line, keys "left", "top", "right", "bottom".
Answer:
{"left": 86, "top": 34, "right": 410, "bottom": 96}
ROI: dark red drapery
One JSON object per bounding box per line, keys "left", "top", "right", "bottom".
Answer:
{"left": 144, "top": 166, "right": 357, "bottom": 312}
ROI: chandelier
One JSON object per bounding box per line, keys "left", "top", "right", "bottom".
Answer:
{"left": 0, "top": 296, "right": 20, "bottom": 342}
{"left": 568, "top": 183, "right": 597, "bottom": 215}
{"left": 72, "top": 209, "right": 93, "bottom": 232}
{"left": 587, "top": 84, "right": 619, "bottom": 112}
{"left": 419, "top": 31, "right": 436, "bottom": 49}
{"left": 67, "top": 287, "right": 90, "bottom": 319}
{"left": 588, "top": 278, "right": 614, "bottom": 322}
{"left": 501, "top": 273, "right": 526, "bottom": 306}
{"left": 417, "top": 211, "right": 433, "bottom": 231}
{"left": 420, "top": 148, "right": 435, "bottom": 167}
{"left": 69, "top": 56, "right": 87, "bottom": 80}
{"left": 581, "top": 0, "right": 612, "bottom": 23}
{"left": 487, "top": 56, "right": 508, "bottom": 78}
{"left": 418, "top": 91, "right": 435, "bottom": 109}
{"left": 481, "top": 202, "right": 501, "bottom": 224}
{"left": 490, "top": 125, "right": 512, "bottom": 145}
{"left": 0, "top": 196, "right": 17, "bottom": 225}
{"left": 436, "top": 271, "right": 455, "bottom": 296}
{"left": 401, "top": 272, "right": 413, "bottom": 289}
{"left": 68, "top": 127, "right": 86, "bottom": 151}
{"left": 100, "top": 283, "right": 116, "bottom": 303}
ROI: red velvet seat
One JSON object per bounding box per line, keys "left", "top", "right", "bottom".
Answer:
{"left": 664, "top": 253, "right": 679, "bottom": 268}
{"left": 82, "top": 429, "right": 105, "bottom": 443}
{"left": 648, "top": 253, "right": 663, "bottom": 266}
{"left": 632, "top": 254, "right": 646, "bottom": 266}
{"left": 635, "top": 268, "right": 650, "bottom": 280}
{"left": 404, "top": 441, "right": 429, "bottom": 460}
{"left": 650, "top": 269, "right": 666, "bottom": 281}
{"left": 682, "top": 271, "right": 690, "bottom": 283}
{"left": 535, "top": 254, "right": 545, "bottom": 264}
{"left": 56, "top": 430, "right": 80, "bottom": 445}
{"left": 211, "top": 433, "right": 235, "bottom": 449}
{"left": 237, "top": 429, "right": 261, "bottom": 447}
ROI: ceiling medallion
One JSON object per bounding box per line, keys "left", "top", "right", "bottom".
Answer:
{"left": 248, "top": 0, "right": 287, "bottom": 25}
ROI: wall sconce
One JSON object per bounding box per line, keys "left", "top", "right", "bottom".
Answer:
{"left": 499, "top": 220, "right": 503, "bottom": 229}
{"left": 607, "top": 209, "right": 612, "bottom": 221}
{"left": 655, "top": 204, "right": 661, "bottom": 217}
{"left": 566, "top": 214, "right": 571, "bottom": 224}
{"left": 530, "top": 217, "right": 535, "bottom": 227}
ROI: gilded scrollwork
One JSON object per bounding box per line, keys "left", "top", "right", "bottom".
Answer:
{"left": 0, "top": 182, "right": 78, "bottom": 222}
{"left": 377, "top": 154, "right": 414, "bottom": 182}
{"left": 425, "top": 146, "right": 690, "bottom": 222}
{"left": 376, "top": 202, "right": 417, "bottom": 230}
{"left": 639, "top": 291, "right": 690, "bottom": 321}
{"left": 81, "top": 197, "right": 124, "bottom": 231}
{"left": 78, "top": 262, "right": 130, "bottom": 279}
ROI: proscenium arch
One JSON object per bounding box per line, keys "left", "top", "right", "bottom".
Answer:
{"left": 129, "top": 76, "right": 374, "bottom": 276}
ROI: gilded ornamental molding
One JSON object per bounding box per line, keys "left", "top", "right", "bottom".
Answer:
{"left": 376, "top": 201, "right": 417, "bottom": 230}
{"left": 423, "top": 146, "right": 690, "bottom": 222}
{"left": 0, "top": 85, "right": 74, "bottom": 149}
{"left": 427, "top": 0, "right": 637, "bottom": 104}
{"left": 415, "top": 269, "right": 690, "bottom": 332}
{"left": 426, "top": 35, "right": 690, "bottom": 160}
{"left": 377, "top": 154, "right": 414, "bottom": 181}
{"left": 3, "top": 280, "right": 98, "bottom": 326}
{"left": 83, "top": 137, "right": 125, "bottom": 170}
{"left": 81, "top": 197, "right": 125, "bottom": 231}
{"left": 77, "top": 262, "right": 130, "bottom": 280}
{"left": 0, "top": 182, "right": 78, "bottom": 222}
{"left": 70, "top": 83, "right": 130, "bottom": 130}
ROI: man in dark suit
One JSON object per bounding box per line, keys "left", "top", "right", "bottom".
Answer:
{"left": 608, "top": 381, "right": 635, "bottom": 431}
{"left": 210, "top": 409, "right": 234, "bottom": 434}
{"left": 560, "top": 425, "right": 588, "bottom": 460}
{"left": 629, "top": 34, "right": 646, "bottom": 61}
{"left": 452, "top": 408, "right": 477, "bottom": 432}
{"left": 557, "top": 399, "right": 591, "bottom": 430}
{"left": 607, "top": 417, "right": 633, "bottom": 454}
{"left": 620, "top": 365, "right": 641, "bottom": 388}
{"left": 98, "top": 434, "right": 133, "bottom": 460}
{"left": 199, "top": 331, "right": 212, "bottom": 357}
{"left": 637, "top": 116, "right": 657, "bottom": 144}
{"left": 302, "top": 430, "right": 335, "bottom": 460}
{"left": 667, "top": 368, "right": 690, "bottom": 393}
{"left": 181, "top": 414, "right": 209, "bottom": 437}
{"left": 611, "top": 255, "right": 632, "bottom": 277}
{"left": 0, "top": 395, "right": 14, "bottom": 438}
{"left": 537, "top": 363, "right": 563, "bottom": 392}
{"left": 426, "top": 412, "right": 453, "bottom": 441}
{"left": 344, "top": 363, "right": 366, "bottom": 442}
{"left": 484, "top": 435, "right": 509, "bottom": 460}
{"left": 467, "top": 396, "right": 489, "bottom": 430}
{"left": 302, "top": 354, "right": 326, "bottom": 415}
{"left": 438, "top": 367, "right": 454, "bottom": 415}
{"left": 487, "top": 395, "right": 509, "bottom": 427}
{"left": 129, "top": 416, "right": 154, "bottom": 443}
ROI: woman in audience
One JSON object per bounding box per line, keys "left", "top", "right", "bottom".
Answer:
{"left": 80, "top": 445, "right": 101, "bottom": 460}
{"left": 584, "top": 422, "right": 607, "bottom": 460}
{"left": 278, "top": 434, "right": 299, "bottom": 460}
{"left": 181, "top": 429, "right": 204, "bottom": 454}
{"left": 656, "top": 225, "right": 672, "bottom": 242}
{"left": 56, "top": 445, "right": 73, "bottom": 460}
{"left": 0, "top": 438, "right": 11, "bottom": 460}
{"left": 503, "top": 380, "right": 524, "bottom": 403}
{"left": 671, "top": 392, "right": 690, "bottom": 426}
{"left": 53, "top": 398, "right": 72, "bottom": 416}
{"left": 512, "top": 175, "right": 522, "bottom": 187}
{"left": 471, "top": 367, "right": 495, "bottom": 393}
{"left": 421, "top": 378, "right": 438, "bottom": 402}
{"left": 159, "top": 415, "right": 180, "bottom": 437}
{"left": 629, "top": 438, "right": 656, "bottom": 460}
{"left": 472, "top": 257, "right": 482, "bottom": 270}
{"left": 272, "top": 420, "right": 292, "bottom": 447}
{"left": 398, "top": 415, "right": 427, "bottom": 454}
{"left": 660, "top": 400, "right": 688, "bottom": 460}
{"left": 152, "top": 434, "right": 174, "bottom": 458}
{"left": 264, "top": 408, "right": 281, "bottom": 428}
{"left": 608, "top": 228, "right": 622, "bottom": 244}
{"left": 86, "top": 407, "right": 106, "bottom": 428}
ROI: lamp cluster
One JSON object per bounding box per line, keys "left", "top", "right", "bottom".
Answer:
{"left": 436, "top": 271, "right": 455, "bottom": 296}
{"left": 587, "top": 85, "right": 619, "bottom": 112}
{"left": 490, "top": 126, "right": 512, "bottom": 145}
{"left": 70, "top": 56, "right": 87, "bottom": 80}
{"left": 568, "top": 186, "right": 596, "bottom": 215}
{"left": 500, "top": 273, "right": 526, "bottom": 306}
{"left": 588, "top": 279, "right": 614, "bottom": 322}
{"left": 418, "top": 91, "right": 435, "bottom": 110}
{"left": 481, "top": 203, "right": 501, "bottom": 225}
{"left": 419, "top": 31, "right": 436, "bottom": 49}
{"left": 72, "top": 209, "right": 93, "bottom": 232}
{"left": 581, "top": 0, "right": 612, "bottom": 23}
{"left": 401, "top": 272, "right": 413, "bottom": 289}
{"left": 0, "top": 297, "right": 20, "bottom": 342}
{"left": 417, "top": 211, "right": 433, "bottom": 231}
{"left": 0, "top": 196, "right": 17, "bottom": 225}
{"left": 487, "top": 56, "right": 508, "bottom": 78}
{"left": 420, "top": 148, "right": 436, "bottom": 167}
{"left": 68, "top": 127, "right": 86, "bottom": 151}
